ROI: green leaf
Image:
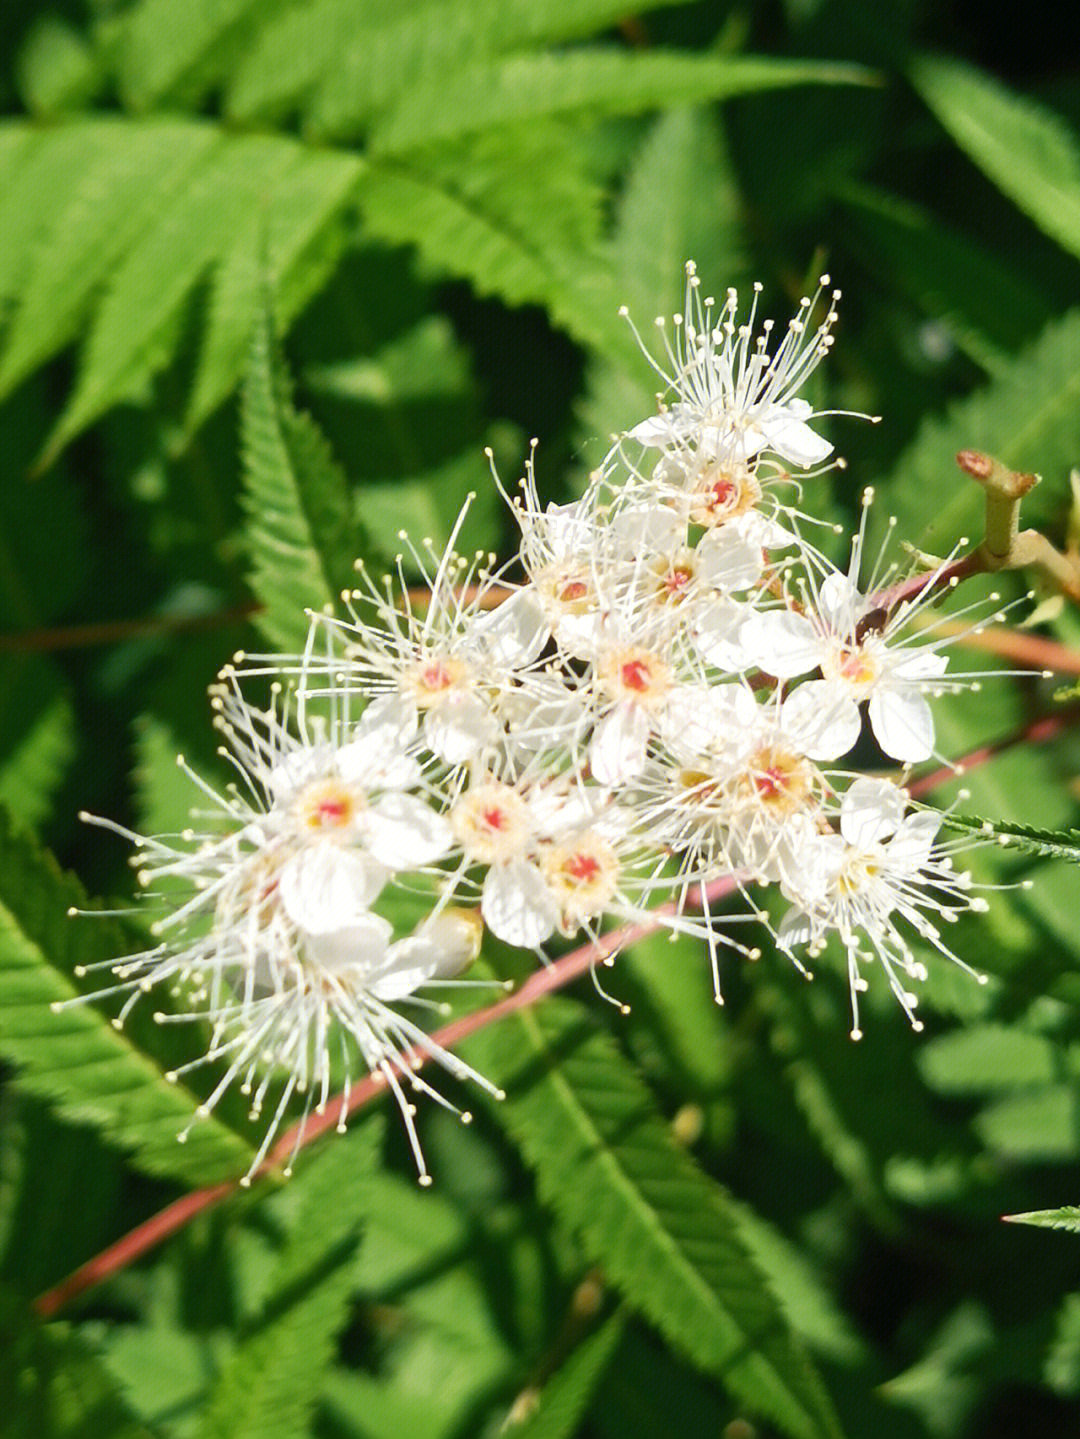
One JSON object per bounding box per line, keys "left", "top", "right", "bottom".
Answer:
{"left": 358, "top": 132, "right": 632, "bottom": 364}
{"left": 876, "top": 308, "right": 1080, "bottom": 550}
{"left": 911, "top": 55, "right": 1080, "bottom": 263}
{"left": 240, "top": 298, "right": 363, "bottom": 651}
{"left": 0, "top": 659, "right": 74, "bottom": 831}
{"left": 0, "top": 124, "right": 123, "bottom": 316}
{"left": 366, "top": 50, "right": 876, "bottom": 154}
{"left": 226, "top": 0, "right": 699, "bottom": 129}
{"left": 935, "top": 812, "right": 1080, "bottom": 864}
{"left": 0, "top": 807, "right": 254, "bottom": 1186}
{"left": 578, "top": 103, "right": 746, "bottom": 452}
{"left": 0, "top": 121, "right": 363, "bottom": 463}
{"left": 918, "top": 1025, "right": 1068, "bottom": 1095}
{"left": 836, "top": 182, "right": 1055, "bottom": 374}
{"left": 504, "top": 1309, "right": 627, "bottom": 1438}
{"left": 185, "top": 145, "right": 361, "bottom": 436}
{"left": 0, "top": 119, "right": 217, "bottom": 402}
{"left": 194, "top": 1127, "right": 377, "bottom": 1439}
{"left": 117, "top": 0, "right": 266, "bottom": 110}
{"left": 1004, "top": 1206, "right": 1080, "bottom": 1232}
{"left": 0, "top": 1287, "right": 155, "bottom": 1439}
{"left": 976, "top": 1085, "right": 1080, "bottom": 1162}
{"left": 465, "top": 999, "right": 842, "bottom": 1439}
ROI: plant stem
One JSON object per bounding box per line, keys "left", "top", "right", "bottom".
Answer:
{"left": 908, "top": 710, "right": 1076, "bottom": 798}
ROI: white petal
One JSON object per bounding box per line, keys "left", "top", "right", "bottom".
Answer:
{"left": 542, "top": 500, "right": 593, "bottom": 557}
{"left": 482, "top": 861, "right": 559, "bottom": 948}
{"left": 777, "top": 906, "right": 815, "bottom": 951}
{"left": 337, "top": 695, "right": 421, "bottom": 789}
{"left": 268, "top": 742, "right": 334, "bottom": 800}
{"left": 366, "top": 792, "right": 452, "bottom": 869}
{"left": 759, "top": 405, "right": 834, "bottom": 467}
{"left": 691, "top": 598, "right": 757, "bottom": 671}
{"left": 889, "top": 647, "right": 950, "bottom": 682}
{"left": 589, "top": 703, "right": 650, "bottom": 786}
{"left": 628, "top": 413, "right": 683, "bottom": 448}
{"left": 868, "top": 687, "right": 935, "bottom": 763}
{"left": 887, "top": 811, "right": 941, "bottom": 872}
{"left": 499, "top": 676, "right": 587, "bottom": 753}
{"left": 304, "top": 914, "right": 394, "bottom": 973}
{"left": 610, "top": 504, "right": 684, "bottom": 555}
{"left": 370, "top": 907, "right": 485, "bottom": 998}
{"left": 696, "top": 525, "right": 764, "bottom": 592}
{"left": 468, "top": 590, "right": 548, "bottom": 668}
{"left": 747, "top": 610, "right": 823, "bottom": 678}
{"left": 424, "top": 693, "right": 497, "bottom": 765}
{"left": 817, "top": 570, "right": 861, "bottom": 629}
{"left": 840, "top": 777, "right": 907, "bottom": 847}
{"left": 659, "top": 681, "right": 758, "bottom": 757}
{"left": 741, "top": 509, "right": 796, "bottom": 550}
{"left": 782, "top": 681, "right": 861, "bottom": 760}
{"left": 279, "top": 845, "right": 388, "bottom": 932}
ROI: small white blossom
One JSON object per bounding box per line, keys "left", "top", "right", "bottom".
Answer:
{"left": 778, "top": 778, "right": 989, "bottom": 1036}
{"left": 621, "top": 263, "right": 846, "bottom": 470}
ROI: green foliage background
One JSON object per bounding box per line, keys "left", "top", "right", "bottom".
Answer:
{"left": 2, "top": 2, "right": 1080, "bottom": 1435}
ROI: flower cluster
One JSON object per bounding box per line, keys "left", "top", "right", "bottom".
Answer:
{"left": 65, "top": 263, "right": 1006, "bottom": 1178}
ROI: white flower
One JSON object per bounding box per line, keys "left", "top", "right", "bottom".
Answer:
{"left": 59, "top": 672, "right": 498, "bottom": 1185}
{"left": 778, "top": 778, "right": 989, "bottom": 1037}
{"left": 621, "top": 263, "right": 846, "bottom": 469}
{"left": 745, "top": 497, "right": 991, "bottom": 763}
{"left": 302, "top": 503, "right": 548, "bottom": 768}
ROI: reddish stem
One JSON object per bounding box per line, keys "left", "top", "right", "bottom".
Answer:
{"left": 34, "top": 879, "right": 735, "bottom": 1319}
{"left": 909, "top": 710, "right": 1076, "bottom": 798}
{"left": 0, "top": 605, "right": 259, "bottom": 655}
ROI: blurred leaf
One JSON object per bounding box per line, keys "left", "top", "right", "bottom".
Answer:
{"left": 241, "top": 298, "right": 365, "bottom": 651}
{"left": 0, "top": 1098, "right": 121, "bottom": 1297}
{"left": 466, "top": 998, "right": 842, "bottom": 1439}
{"left": 837, "top": 183, "right": 1054, "bottom": 374}
{"left": 912, "top": 55, "right": 1080, "bottom": 263}
{"left": 0, "top": 659, "right": 74, "bottom": 830}
{"left": 194, "top": 1126, "right": 378, "bottom": 1439}
{"left": 0, "top": 807, "right": 254, "bottom": 1186}
{"left": 14, "top": 15, "right": 102, "bottom": 116}
{"left": 876, "top": 308, "right": 1080, "bottom": 550}
{"left": 594, "top": 1325, "right": 731, "bottom": 1438}
{"left": 116, "top": 0, "right": 266, "bottom": 109}
{"left": 617, "top": 928, "right": 731, "bottom": 1095}
{"left": 579, "top": 104, "right": 746, "bottom": 450}
{"left": 976, "top": 1085, "right": 1080, "bottom": 1162}
{"left": 881, "top": 1302, "right": 993, "bottom": 1439}
{"left": 919, "top": 1025, "right": 1071, "bottom": 1095}
{"left": 728, "top": 1198, "right": 864, "bottom": 1364}
{"left": 0, "top": 1287, "right": 155, "bottom": 1439}
{"left": 226, "top": 0, "right": 709, "bottom": 129}
{"left": 1045, "top": 1291, "right": 1080, "bottom": 1395}
{"left": 131, "top": 713, "right": 205, "bottom": 841}
{"left": 504, "top": 1308, "right": 626, "bottom": 1438}
{"left": 364, "top": 51, "right": 877, "bottom": 153}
